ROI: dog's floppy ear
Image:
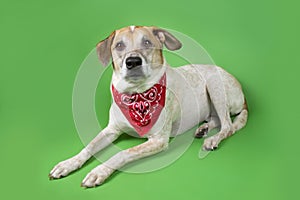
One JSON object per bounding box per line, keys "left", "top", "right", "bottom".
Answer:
{"left": 96, "top": 31, "right": 115, "bottom": 67}
{"left": 153, "top": 28, "right": 182, "bottom": 51}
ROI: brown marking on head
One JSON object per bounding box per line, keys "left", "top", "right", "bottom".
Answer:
{"left": 96, "top": 31, "right": 115, "bottom": 67}
{"left": 110, "top": 26, "right": 167, "bottom": 71}
{"left": 96, "top": 26, "right": 182, "bottom": 82}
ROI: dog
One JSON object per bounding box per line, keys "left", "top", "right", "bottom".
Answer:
{"left": 49, "top": 25, "right": 248, "bottom": 187}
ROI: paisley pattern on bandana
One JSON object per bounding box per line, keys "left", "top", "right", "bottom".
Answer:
{"left": 112, "top": 73, "right": 166, "bottom": 136}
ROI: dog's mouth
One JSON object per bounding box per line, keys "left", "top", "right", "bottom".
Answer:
{"left": 124, "top": 65, "right": 146, "bottom": 81}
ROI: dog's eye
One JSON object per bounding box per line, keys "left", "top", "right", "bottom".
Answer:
{"left": 143, "top": 39, "right": 152, "bottom": 48}
{"left": 115, "top": 42, "right": 125, "bottom": 51}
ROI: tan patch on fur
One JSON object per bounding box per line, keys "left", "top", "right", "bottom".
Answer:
{"left": 116, "top": 26, "right": 144, "bottom": 35}
{"left": 111, "top": 26, "right": 164, "bottom": 72}
{"left": 126, "top": 140, "right": 155, "bottom": 154}
{"left": 243, "top": 98, "right": 248, "bottom": 111}
{"left": 151, "top": 49, "right": 164, "bottom": 68}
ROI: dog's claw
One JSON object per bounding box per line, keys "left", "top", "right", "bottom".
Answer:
{"left": 48, "top": 174, "right": 54, "bottom": 180}
{"left": 202, "top": 135, "right": 220, "bottom": 151}
{"left": 48, "top": 174, "right": 59, "bottom": 180}
{"left": 202, "top": 146, "right": 216, "bottom": 151}
{"left": 81, "top": 180, "right": 101, "bottom": 188}
{"left": 48, "top": 173, "right": 64, "bottom": 180}
{"left": 49, "top": 157, "right": 83, "bottom": 180}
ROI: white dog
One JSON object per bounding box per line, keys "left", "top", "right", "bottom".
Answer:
{"left": 49, "top": 26, "right": 248, "bottom": 187}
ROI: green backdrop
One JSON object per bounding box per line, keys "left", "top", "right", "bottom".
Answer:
{"left": 0, "top": 0, "right": 299, "bottom": 199}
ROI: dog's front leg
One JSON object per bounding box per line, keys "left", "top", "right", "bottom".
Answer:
{"left": 49, "top": 125, "right": 121, "bottom": 179}
{"left": 81, "top": 91, "right": 175, "bottom": 187}
{"left": 81, "top": 133, "right": 170, "bottom": 187}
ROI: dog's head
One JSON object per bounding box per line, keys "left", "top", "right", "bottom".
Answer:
{"left": 96, "top": 26, "right": 182, "bottom": 84}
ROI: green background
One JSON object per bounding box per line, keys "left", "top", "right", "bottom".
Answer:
{"left": 0, "top": 0, "right": 299, "bottom": 199}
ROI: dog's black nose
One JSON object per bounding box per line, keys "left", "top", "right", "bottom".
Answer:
{"left": 125, "top": 57, "right": 142, "bottom": 69}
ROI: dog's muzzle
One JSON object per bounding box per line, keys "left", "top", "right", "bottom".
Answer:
{"left": 125, "top": 57, "right": 142, "bottom": 69}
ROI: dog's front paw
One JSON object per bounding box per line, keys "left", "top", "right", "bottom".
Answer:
{"left": 81, "top": 165, "right": 114, "bottom": 188}
{"left": 49, "top": 157, "right": 82, "bottom": 179}
{"left": 202, "top": 135, "right": 220, "bottom": 151}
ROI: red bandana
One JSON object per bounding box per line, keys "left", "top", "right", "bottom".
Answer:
{"left": 112, "top": 73, "right": 166, "bottom": 136}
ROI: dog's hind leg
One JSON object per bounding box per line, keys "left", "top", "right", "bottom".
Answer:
{"left": 232, "top": 99, "right": 248, "bottom": 131}
{"left": 202, "top": 99, "right": 248, "bottom": 151}
{"left": 201, "top": 67, "right": 236, "bottom": 151}
{"left": 202, "top": 114, "right": 233, "bottom": 151}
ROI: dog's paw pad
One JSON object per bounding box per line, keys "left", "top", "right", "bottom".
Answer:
{"left": 195, "top": 124, "right": 209, "bottom": 138}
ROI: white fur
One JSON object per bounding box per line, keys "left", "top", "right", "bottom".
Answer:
{"left": 49, "top": 27, "right": 248, "bottom": 188}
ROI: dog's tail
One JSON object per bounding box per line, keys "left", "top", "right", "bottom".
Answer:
{"left": 232, "top": 98, "right": 248, "bottom": 131}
